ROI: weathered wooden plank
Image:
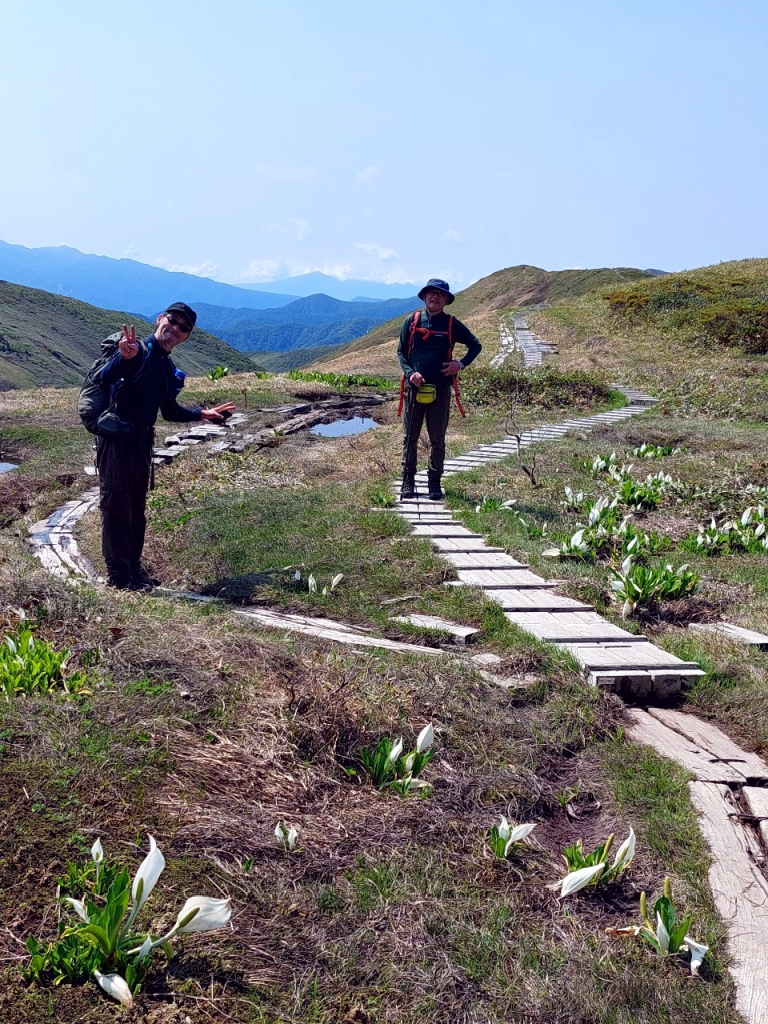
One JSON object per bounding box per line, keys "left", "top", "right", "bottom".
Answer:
{"left": 689, "top": 780, "right": 768, "bottom": 1024}
{"left": 234, "top": 609, "right": 445, "bottom": 656}
{"left": 451, "top": 570, "right": 559, "bottom": 589}
{"left": 412, "top": 525, "right": 480, "bottom": 537}
{"left": 456, "top": 568, "right": 549, "bottom": 587}
{"left": 646, "top": 708, "right": 768, "bottom": 781}
{"left": 625, "top": 709, "right": 749, "bottom": 783}
{"left": 431, "top": 538, "right": 505, "bottom": 552}
{"left": 441, "top": 552, "right": 528, "bottom": 569}
{"left": 505, "top": 610, "right": 646, "bottom": 643}
{"left": 689, "top": 621, "right": 768, "bottom": 649}
{"left": 742, "top": 787, "right": 768, "bottom": 850}
{"left": 390, "top": 614, "right": 479, "bottom": 643}
{"left": 486, "top": 588, "right": 592, "bottom": 611}
{"left": 591, "top": 669, "right": 696, "bottom": 699}
{"left": 562, "top": 642, "right": 701, "bottom": 671}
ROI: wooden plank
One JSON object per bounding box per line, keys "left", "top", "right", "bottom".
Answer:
{"left": 625, "top": 709, "right": 749, "bottom": 783}
{"left": 234, "top": 609, "right": 445, "bottom": 656}
{"left": 742, "top": 787, "right": 768, "bottom": 850}
{"left": 689, "top": 780, "right": 768, "bottom": 1024}
{"left": 689, "top": 621, "right": 768, "bottom": 649}
{"left": 646, "top": 708, "right": 768, "bottom": 781}
{"left": 456, "top": 568, "right": 550, "bottom": 587}
{"left": 504, "top": 610, "right": 645, "bottom": 643}
{"left": 451, "top": 570, "right": 559, "bottom": 589}
{"left": 441, "top": 552, "right": 528, "bottom": 569}
{"left": 412, "top": 525, "right": 480, "bottom": 537}
{"left": 590, "top": 670, "right": 693, "bottom": 699}
{"left": 390, "top": 614, "right": 479, "bottom": 643}
{"left": 431, "top": 538, "right": 505, "bottom": 552}
{"left": 562, "top": 642, "right": 701, "bottom": 671}
{"left": 486, "top": 588, "right": 592, "bottom": 611}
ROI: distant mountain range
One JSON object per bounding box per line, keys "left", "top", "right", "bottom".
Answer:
{"left": 242, "top": 272, "right": 420, "bottom": 302}
{"left": 193, "top": 294, "right": 418, "bottom": 352}
{"left": 0, "top": 240, "right": 296, "bottom": 316}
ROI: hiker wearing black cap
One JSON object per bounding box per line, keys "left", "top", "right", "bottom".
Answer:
{"left": 97, "top": 302, "right": 235, "bottom": 590}
{"left": 397, "top": 279, "right": 481, "bottom": 499}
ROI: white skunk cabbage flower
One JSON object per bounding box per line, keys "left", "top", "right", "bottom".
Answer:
{"left": 65, "top": 897, "right": 90, "bottom": 922}
{"left": 611, "top": 827, "right": 636, "bottom": 874}
{"left": 505, "top": 823, "right": 536, "bottom": 856}
{"left": 131, "top": 835, "right": 165, "bottom": 914}
{"left": 173, "top": 896, "right": 232, "bottom": 934}
{"left": 94, "top": 970, "right": 134, "bottom": 1008}
{"left": 560, "top": 862, "right": 605, "bottom": 897}
{"left": 138, "top": 935, "right": 153, "bottom": 959}
{"left": 275, "top": 823, "right": 299, "bottom": 851}
{"left": 684, "top": 936, "right": 709, "bottom": 976}
{"left": 416, "top": 723, "right": 434, "bottom": 752}
{"left": 403, "top": 752, "right": 416, "bottom": 774}
{"left": 308, "top": 574, "right": 317, "bottom": 593}
{"left": 497, "top": 816, "right": 511, "bottom": 841}
{"left": 330, "top": 573, "right": 344, "bottom": 590}
{"left": 91, "top": 838, "right": 104, "bottom": 865}
{"left": 389, "top": 738, "right": 404, "bottom": 763}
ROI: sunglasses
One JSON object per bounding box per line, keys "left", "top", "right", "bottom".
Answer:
{"left": 165, "top": 313, "right": 192, "bottom": 333}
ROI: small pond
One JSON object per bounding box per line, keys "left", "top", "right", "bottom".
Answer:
{"left": 311, "top": 416, "right": 379, "bottom": 438}
{"left": 0, "top": 462, "right": 17, "bottom": 474}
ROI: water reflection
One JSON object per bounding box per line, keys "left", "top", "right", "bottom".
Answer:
{"left": 0, "top": 462, "right": 17, "bottom": 474}
{"left": 311, "top": 416, "right": 379, "bottom": 438}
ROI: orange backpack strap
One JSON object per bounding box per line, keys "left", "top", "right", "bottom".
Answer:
{"left": 398, "top": 311, "right": 423, "bottom": 417}
{"left": 445, "top": 316, "right": 466, "bottom": 418}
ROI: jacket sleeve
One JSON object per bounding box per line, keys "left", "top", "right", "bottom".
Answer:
{"left": 397, "top": 314, "right": 417, "bottom": 378}
{"left": 159, "top": 396, "right": 202, "bottom": 423}
{"left": 454, "top": 320, "right": 482, "bottom": 368}
{"left": 100, "top": 349, "right": 144, "bottom": 385}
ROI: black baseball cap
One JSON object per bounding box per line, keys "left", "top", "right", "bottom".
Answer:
{"left": 418, "top": 278, "right": 454, "bottom": 304}
{"left": 163, "top": 302, "right": 197, "bottom": 329}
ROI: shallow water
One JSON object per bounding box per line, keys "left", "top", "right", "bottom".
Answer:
{"left": 311, "top": 416, "right": 379, "bottom": 437}
{"left": 0, "top": 462, "right": 17, "bottom": 474}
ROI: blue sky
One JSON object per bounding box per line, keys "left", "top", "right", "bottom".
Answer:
{"left": 1, "top": 0, "right": 766, "bottom": 288}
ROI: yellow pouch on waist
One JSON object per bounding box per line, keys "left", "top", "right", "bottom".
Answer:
{"left": 415, "top": 384, "right": 437, "bottom": 404}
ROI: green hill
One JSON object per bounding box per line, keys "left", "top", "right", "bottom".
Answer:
{"left": 0, "top": 280, "right": 255, "bottom": 389}
{"left": 529, "top": 257, "right": 768, "bottom": 420}
{"left": 313, "top": 265, "right": 654, "bottom": 374}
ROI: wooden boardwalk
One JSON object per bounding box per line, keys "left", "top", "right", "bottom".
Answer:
{"left": 392, "top": 372, "right": 698, "bottom": 701}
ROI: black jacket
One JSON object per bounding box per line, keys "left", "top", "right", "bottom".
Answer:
{"left": 100, "top": 335, "right": 202, "bottom": 428}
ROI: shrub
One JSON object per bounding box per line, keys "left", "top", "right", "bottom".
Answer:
{"left": 461, "top": 366, "right": 618, "bottom": 409}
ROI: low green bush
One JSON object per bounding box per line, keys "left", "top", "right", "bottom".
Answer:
{"left": 460, "top": 366, "right": 619, "bottom": 409}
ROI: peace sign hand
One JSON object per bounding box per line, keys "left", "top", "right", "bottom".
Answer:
{"left": 119, "top": 324, "right": 140, "bottom": 360}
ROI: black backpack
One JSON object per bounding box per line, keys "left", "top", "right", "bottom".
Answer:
{"left": 78, "top": 332, "right": 149, "bottom": 435}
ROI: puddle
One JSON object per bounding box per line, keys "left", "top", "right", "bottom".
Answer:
{"left": 311, "top": 416, "right": 379, "bottom": 437}
{"left": 0, "top": 462, "right": 17, "bottom": 474}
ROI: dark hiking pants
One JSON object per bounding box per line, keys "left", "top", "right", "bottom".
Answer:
{"left": 401, "top": 385, "right": 451, "bottom": 480}
{"left": 97, "top": 430, "right": 153, "bottom": 585}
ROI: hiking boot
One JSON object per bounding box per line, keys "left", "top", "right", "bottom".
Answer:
{"left": 400, "top": 475, "right": 417, "bottom": 499}
{"left": 427, "top": 475, "right": 444, "bottom": 501}
{"left": 131, "top": 565, "right": 161, "bottom": 588}
{"left": 107, "top": 575, "right": 145, "bottom": 591}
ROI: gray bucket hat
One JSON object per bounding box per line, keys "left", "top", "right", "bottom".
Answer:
{"left": 418, "top": 278, "right": 454, "bottom": 304}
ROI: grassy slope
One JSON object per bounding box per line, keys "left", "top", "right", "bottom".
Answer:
{"left": 1, "top": 263, "right": 758, "bottom": 1022}
{"left": 529, "top": 258, "right": 768, "bottom": 420}
{"left": 311, "top": 265, "right": 653, "bottom": 377}
{"left": 0, "top": 280, "right": 255, "bottom": 389}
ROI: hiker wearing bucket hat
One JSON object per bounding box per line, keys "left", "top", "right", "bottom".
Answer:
{"left": 397, "top": 280, "right": 481, "bottom": 499}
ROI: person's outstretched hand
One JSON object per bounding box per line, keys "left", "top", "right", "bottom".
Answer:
{"left": 119, "top": 324, "right": 140, "bottom": 359}
{"left": 200, "top": 402, "right": 236, "bottom": 423}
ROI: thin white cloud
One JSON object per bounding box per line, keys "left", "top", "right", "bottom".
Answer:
{"left": 266, "top": 218, "right": 310, "bottom": 241}
{"left": 354, "top": 165, "right": 382, "bottom": 184}
{"left": 354, "top": 242, "right": 399, "bottom": 261}
{"left": 445, "top": 229, "right": 465, "bottom": 244}
{"left": 253, "top": 163, "right": 317, "bottom": 182}
{"left": 242, "top": 258, "right": 284, "bottom": 282}
{"left": 165, "top": 260, "right": 219, "bottom": 278}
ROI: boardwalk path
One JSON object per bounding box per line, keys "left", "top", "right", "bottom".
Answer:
{"left": 27, "top": 316, "right": 768, "bottom": 1022}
